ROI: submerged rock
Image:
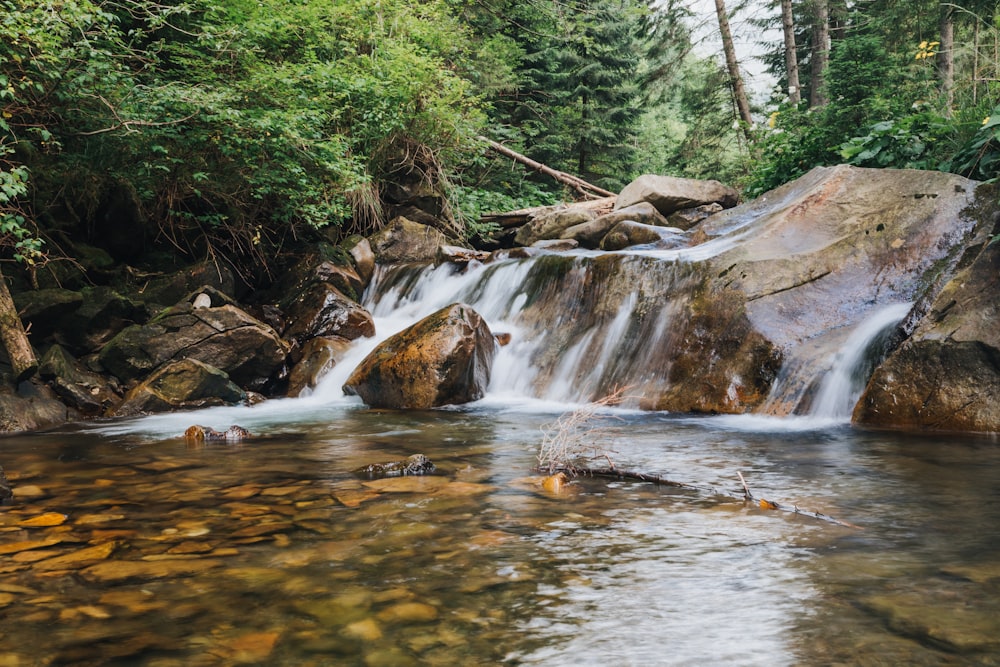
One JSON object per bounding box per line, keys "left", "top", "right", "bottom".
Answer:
{"left": 355, "top": 454, "right": 436, "bottom": 478}
{"left": 343, "top": 303, "right": 496, "bottom": 409}
{"left": 184, "top": 424, "right": 253, "bottom": 442}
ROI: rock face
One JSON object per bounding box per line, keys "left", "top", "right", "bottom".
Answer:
{"left": 369, "top": 217, "right": 449, "bottom": 263}
{"left": 343, "top": 303, "right": 496, "bottom": 408}
{"left": 855, "top": 233, "right": 1000, "bottom": 432}
{"left": 99, "top": 300, "right": 289, "bottom": 391}
{"left": 615, "top": 174, "right": 739, "bottom": 216}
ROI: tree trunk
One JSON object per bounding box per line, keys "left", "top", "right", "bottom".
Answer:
{"left": 0, "top": 269, "right": 37, "bottom": 383}
{"left": 937, "top": 3, "right": 955, "bottom": 116}
{"left": 808, "top": 0, "right": 829, "bottom": 108}
{"left": 781, "top": 0, "right": 801, "bottom": 104}
{"left": 714, "top": 0, "right": 753, "bottom": 138}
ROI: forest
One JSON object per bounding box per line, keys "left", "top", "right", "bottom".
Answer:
{"left": 1, "top": 0, "right": 998, "bottom": 282}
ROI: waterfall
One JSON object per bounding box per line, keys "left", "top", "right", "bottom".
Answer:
{"left": 807, "top": 302, "right": 911, "bottom": 420}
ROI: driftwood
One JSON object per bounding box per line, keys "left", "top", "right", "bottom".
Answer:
{"left": 0, "top": 268, "right": 37, "bottom": 382}
{"left": 478, "top": 136, "right": 617, "bottom": 200}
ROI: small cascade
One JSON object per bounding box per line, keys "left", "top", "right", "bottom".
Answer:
{"left": 807, "top": 302, "right": 911, "bottom": 420}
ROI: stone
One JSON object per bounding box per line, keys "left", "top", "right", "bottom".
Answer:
{"left": 343, "top": 303, "right": 496, "bottom": 409}
{"left": 437, "top": 244, "right": 491, "bottom": 265}
{"left": 514, "top": 207, "right": 596, "bottom": 247}
{"left": 98, "top": 302, "right": 289, "bottom": 390}
{"left": 531, "top": 239, "right": 579, "bottom": 252}
{"left": 0, "top": 465, "right": 11, "bottom": 505}
{"left": 109, "top": 359, "right": 247, "bottom": 417}
{"left": 140, "top": 260, "right": 240, "bottom": 307}
{"left": 615, "top": 174, "right": 739, "bottom": 216}
{"left": 599, "top": 221, "right": 686, "bottom": 251}
{"left": 667, "top": 202, "right": 724, "bottom": 230}
{"left": 286, "top": 337, "right": 351, "bottom": 397}
{"left": 183, "top": 424, "right": 253, "bottom": 442}
{"left": 38, "top": 344, "right": 119, "bottom": 416}
{"left": 855, "top": 227, "right": 1000, "bottom": 432}
{"left": 355, "top": 454, "right": 436, "bottom": 478}
{"left": 51, "top": 287, "right": 151, "bottom": 356}
{"left": 375, "top": 601, "right": 439, "bottom": 624}
{"left": 0, "top": 386, "right": 71, "bottom": 434}
{"left": 562, "top": 202, "right": 670, "bottom": 248}
{"left": 344, "top": 235, "right": 377, "bottom": 285}
{"left": 369, "top": 217, "right": 449, "bottom": 264}
{"left": 282, "top": 283, "right": 375, "bottom": 346}
{"left": 80, "top": 558, "right": 223, "bottom": 583}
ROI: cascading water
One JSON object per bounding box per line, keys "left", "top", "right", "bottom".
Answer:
{"left": 807, "top": 302, "right": 912, "bottom": 420}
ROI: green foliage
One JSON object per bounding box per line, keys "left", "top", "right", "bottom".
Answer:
{"left": 839, "top": 107, "right": 953, "bottom": 170}
{"left": 947, "top": 105, "right": 1000, "bottom": 182}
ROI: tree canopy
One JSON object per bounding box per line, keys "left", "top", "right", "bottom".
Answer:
{"left": 2, "top": 0, "right": 998, "bottom": 278}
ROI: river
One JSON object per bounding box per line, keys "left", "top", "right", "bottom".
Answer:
{"left": 1, "top": 250, "right": 999, "bottom": 665}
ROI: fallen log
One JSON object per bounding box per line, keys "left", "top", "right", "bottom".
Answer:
{"left": 478, "top": 136, "right": 617, "bottom": 200}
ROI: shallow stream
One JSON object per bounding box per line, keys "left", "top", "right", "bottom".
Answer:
{"left": 1, "top": 403, "right": 998, "bottom": 666}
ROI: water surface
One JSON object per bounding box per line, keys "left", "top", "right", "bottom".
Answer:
{"left": 1, "top": 403, "right": 998, "bottom": 665}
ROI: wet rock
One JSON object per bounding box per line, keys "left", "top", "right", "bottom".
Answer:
{"left": 287, "top": 336, "right": 351, "bottom": 397}
{"left": 514, "top": 207, "right": 596, "bottom": 247}
{"left": 343, "top": 303, "right": 496, "bottom": 409}
{"left": 355, "top": 454, "right": 436, "bottom": 478}
{"left": 99, "top": 301, "right": 289, "bottom": 391}
{"left": 376, "top": 601, "right": 439, "bottom": 624}
{"left": 282, "top": 282, "right": 375, "bottom": 346}
{"left": 184, "top": 424, "right": 253, "bottom": 442}
{"left": 696, "top": 165, "right": 984, "bottom": 415}
{"left": 344, "top": 235, "right": 376, "bottom": 286}
{"left": 615, "top": 174, "right": 738, "bottom": 216}
{"left": 369, "top": 217, "right": 449, "bottom": 264}
{"left": 80, "top": 558, "right": 224, "bottom": 583}
{"left": 109, "top": 359, "right": 247, "bottom": 417}
{"left": 532, "top": 239, "right": 579, "bottom": 252}
{"left": 438, "top": 244, "right": 491, "bottom": 265}
{"left": 856, "top": 225, "right": 1000, "bottom": 432}
{"left": 599, "top": 221, "right": 686, "bottom": 251}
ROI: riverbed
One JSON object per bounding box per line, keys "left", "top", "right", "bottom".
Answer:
{"left": 1, "top": 400, "right": 997, "bottom": 666}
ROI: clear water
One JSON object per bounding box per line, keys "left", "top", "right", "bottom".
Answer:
{"left": 1, "top": 403, "right": 998, "bottom": 666}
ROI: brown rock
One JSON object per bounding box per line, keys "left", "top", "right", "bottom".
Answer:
{"left": 343, "top": 303, "right": 496, "bottom": 409}
{"left": 282, "top": 283, "right": 375, "bottom": 345}
{"left": 110, "top": 359, "right": 246, "bottom": 417}
{"left": 615, "top": 174, "right": 739, "bottom": 216}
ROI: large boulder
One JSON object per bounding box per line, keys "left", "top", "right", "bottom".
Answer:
{"left": 109, "top": 359, "right": 247, "bottom": 417}
{"left": 615, "top": 174, "right": 739, "bottom": 216}
{"left": 369, "top": 217, "right": 449, "bottom": 264}
{"left": 343, "top": 303, "right": 496, "bottom": 408}
{"left": 99, "top": 300, "right": 289, "bottom": 391}
{"left": 0, "top": 383, "right": 74, "bottom": 433}
{"left": 855, "top": 231, "right": 1000, "bottom": 432}
{"left": 140, "top": 260, "right": 242, "bottom": 307}
{"left": 14, "top": 288, "right": 83, "bottom": 339}
{"left": 691, "top": 166, "right": 985, "bottom": 414}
